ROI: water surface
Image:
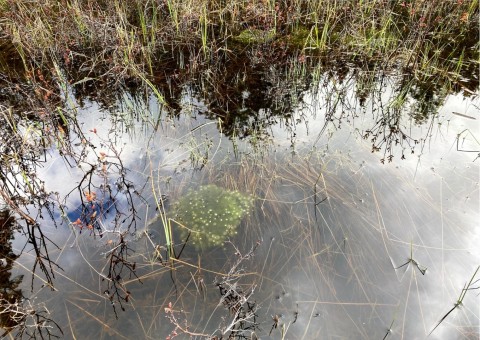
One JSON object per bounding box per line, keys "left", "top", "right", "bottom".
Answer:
{"left": 8, "top": 74, "right": 480, "bottom": 339}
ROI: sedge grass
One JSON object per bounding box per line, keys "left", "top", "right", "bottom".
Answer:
{"left": 0, "top": 0, "right": 476, "bottom": 101}
{"left": 429, "top": 265, "right": 480, "bottom": 336}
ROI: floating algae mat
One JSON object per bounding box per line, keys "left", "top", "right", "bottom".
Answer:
{"left": 172, "top": 185, "right": 254, "bottom": 249}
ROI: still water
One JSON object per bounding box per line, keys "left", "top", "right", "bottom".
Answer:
{"left": 10, "top": 74, "right": 480, "bottom": 339}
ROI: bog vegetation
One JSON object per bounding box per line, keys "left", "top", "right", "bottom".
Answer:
{"left": 0, "top": 0, "right": 479, "bottom": 338}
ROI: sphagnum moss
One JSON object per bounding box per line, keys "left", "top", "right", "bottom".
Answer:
{"left": 173, "top": 185, "right": 253, "bottom": 249}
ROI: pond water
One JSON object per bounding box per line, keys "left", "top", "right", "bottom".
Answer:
{"left": 7, "top": 73, "right": 480, "bottom": 339}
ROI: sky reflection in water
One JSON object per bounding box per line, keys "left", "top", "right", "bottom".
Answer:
{"left": 11, "top": 80, "right": 479, "bottom": 339}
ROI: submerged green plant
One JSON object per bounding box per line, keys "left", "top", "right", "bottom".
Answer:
{"left": 173, "top": 185, "right": 253, "bottom": 249}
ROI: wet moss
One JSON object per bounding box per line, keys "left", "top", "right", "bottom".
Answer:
{"left": 286, "top": 25, "right": 311, "bottom": 48}
{"left": 233, "top": 28, "right": 276, "bottom": 44}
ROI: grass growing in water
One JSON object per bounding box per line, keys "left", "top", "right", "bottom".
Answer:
{"left": 429, "top": 266, "right": 480, "bottom": 336}
{"left": 0, "top": 0, "right": 477, "bottom": 109}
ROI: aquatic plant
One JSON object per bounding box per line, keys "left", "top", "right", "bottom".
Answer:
{"left": 173, "top": 185, "right": 253, "bottom": 249}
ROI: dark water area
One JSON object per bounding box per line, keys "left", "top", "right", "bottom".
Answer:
{"left": 1, "top": 56, "right": 479, "bottom": 339}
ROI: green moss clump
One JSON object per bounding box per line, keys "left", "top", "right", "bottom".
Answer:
{"left": 173, "top": 185, "right": 253, "bottom": 249}
{"left": 233, "top": 28, "right": 276, "bottom": 44}
{"left": 286, "top": 25, "right": 311, "bottom": 48}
